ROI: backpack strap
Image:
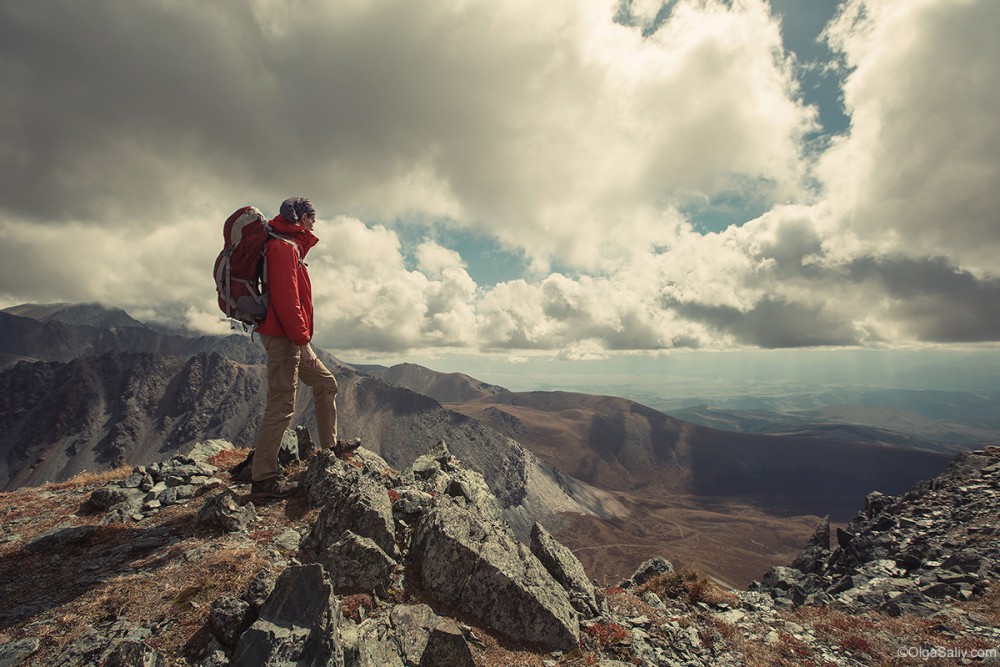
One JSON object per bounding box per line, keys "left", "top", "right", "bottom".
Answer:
{"left": 261, "top": 232, "right": 303, "bottom": 284}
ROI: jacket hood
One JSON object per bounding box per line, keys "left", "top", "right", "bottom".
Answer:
{"left": 267, "top": 215, "right": 318, "bottom": 253}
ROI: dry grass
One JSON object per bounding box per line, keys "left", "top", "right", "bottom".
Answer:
{"left": 967, "top": 582, "right": 1000, "bottom": 625}
{"left": 207, "top": 447, "right": 252, "bottom": 470}
{"left": 787, "top": 606, "right": 996, "bottom": 667}
{"left": 0, "top": 467, "right": 299, "bottom": 666}
{"left": 44, "top": 465, "right": 134, "bottom": 490}
{"left": 468, "top": 627, "right": 547, "bottom": 667}
{"left": 636, "top": 567, "right": 739, "bottom": 607}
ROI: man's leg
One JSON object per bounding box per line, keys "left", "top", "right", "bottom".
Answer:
{"left": 299, "top": 356, "right": 339, "bottom": 450}
{"left": 252, "top": 334, "right": 299, "bottom": 482}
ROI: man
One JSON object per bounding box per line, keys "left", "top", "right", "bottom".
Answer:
{"left": 250, "top": 196, "right": 359, "bottom": 500}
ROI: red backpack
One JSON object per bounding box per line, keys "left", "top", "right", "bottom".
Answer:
{"left": 213, "top": 206, "right": 277, "bottom": 326}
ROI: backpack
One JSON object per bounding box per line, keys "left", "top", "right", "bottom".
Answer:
{"left": 213, "top": 205, "right": 278, "bottom": 326}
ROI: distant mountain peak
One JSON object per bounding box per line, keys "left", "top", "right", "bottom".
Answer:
{"left": 362, "top": 361, "right": 508, "bottom": 404}
{"left": 2, "top": 302, "right": 149, "bottom": 329}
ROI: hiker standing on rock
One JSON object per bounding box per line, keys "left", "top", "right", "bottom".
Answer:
{"left": 250, "top": 197, "right": 359, "bottom": 500}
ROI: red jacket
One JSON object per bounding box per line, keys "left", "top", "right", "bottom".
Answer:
{"left": 255, "top": 216, "right": 318, "bottom": 346}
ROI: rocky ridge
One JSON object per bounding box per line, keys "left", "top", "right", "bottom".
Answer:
{"left": 0, "top": 437, "right": 998, "bottom": 666}
{"left": 756, "top": 446, "right": 1000, "bottom": 619}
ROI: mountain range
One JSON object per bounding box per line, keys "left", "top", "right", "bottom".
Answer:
{"left": 0, "top": 303, "right": 967, "bottom": 586}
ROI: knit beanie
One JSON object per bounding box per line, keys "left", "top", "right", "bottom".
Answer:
{"left": 279, "top": 197, "right": 315, "bottom": 223}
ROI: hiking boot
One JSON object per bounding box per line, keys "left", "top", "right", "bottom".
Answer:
{"left": 249, "top": 476, "right": 301, "bottom": 501}
{"left": 332, "top": 438, "right": 362, "bottom": 458}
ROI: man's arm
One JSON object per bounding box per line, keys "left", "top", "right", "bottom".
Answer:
{"left": 268, "top": 241, "right": 311, "bottom": 346}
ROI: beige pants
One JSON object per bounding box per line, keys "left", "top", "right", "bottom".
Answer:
{"left": 252, "top": 333, "right": 338, "bottom": 482}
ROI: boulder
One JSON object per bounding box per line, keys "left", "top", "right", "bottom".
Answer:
{"left": 233, "top": 564, "right": 342, "bottom": 667}
{"left": 86, "top": 486, "right": 144, "bottom": 514}
{"left": 208, "top": 595, "right": 253, "bottom": 648}
{"left": 624, "top": 557, "right": 674, "bottom": 588}
{"left": 409, "top": 497, "right": 578, "bottom": 650}
{"left": 349, "top": 617, "right": 404, "bottom": 667}
{"left": 420, "top": 618, "right": 475, "bottom": 667}
{"left": 530, "top": 522, "right": 599, "bottom": 618}
{"left": 390, "top": 604, "right": 439, "bottom": 665}
{"left": 0, "top": 638, "right": 40, "bottom": 666}
{"left": 195, "top": 490, "right": 257, "bottom": 533}
{"left": 313, "top": 531, "right": 397, "bottom": 596}
{"left": 301, "top": 454, "right": 398, "bottom": 560}
{"left": 404, "top": 440, "right": 502, "bottom": 523}
{"left": 790, "top": 516, "right": 831, "bottom": 575}
{"left": 24, "top": 525, "right": 97, "bottom": 553}
{"left": 242, "top": 569, "right": 278, "bottom": 613}
{"left": 103, "top": 640, "right": 166, "bottom": 667}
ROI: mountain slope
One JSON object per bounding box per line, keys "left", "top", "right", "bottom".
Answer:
{"left": 0, "top": 351, "right": 267, "bottom": 490}
{"left": 449, "top": 390, "right": 953, "bottom": 517}
{"left": 359, "top": 362, "right": 508, "bottom": 403}
{"left": 0, "top": 310, "right": 355, "bottom": 370}
{"left": 0, "top": 348, "right": 607, "bottom": 538}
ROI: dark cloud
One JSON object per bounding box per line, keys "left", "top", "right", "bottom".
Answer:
{"left": 847, "top": 256, "right": 1000, "bottom": 342}
{"left": 667, "top": 253, "right": 1000, "bottom": 348}
{"left": 665, "top": 297, "right": 861, "bottom": 348}
{"left": 1, "top": 2, "right": 264, "bottom": 222}
{"left": 0, "top": 0, "right": 532, "bottom": 225}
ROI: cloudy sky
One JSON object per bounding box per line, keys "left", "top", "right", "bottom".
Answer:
{"left": 1, "top": 0, "right": 998, "bottom": 367}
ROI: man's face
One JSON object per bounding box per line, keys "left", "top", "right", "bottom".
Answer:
{"left": 301, "top": 211, "right": 316, "bottom": 231}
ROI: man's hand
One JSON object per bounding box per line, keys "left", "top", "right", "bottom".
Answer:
{"left": 298, "top": 343, "right": 320, "bottom": 369}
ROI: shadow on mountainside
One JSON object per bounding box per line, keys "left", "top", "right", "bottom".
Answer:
{"left": 688, "top": 432, "right": 955, "bottom": 519}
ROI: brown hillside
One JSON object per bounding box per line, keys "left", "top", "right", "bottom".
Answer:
{"left": 449, "top": 390, "right": 954, "bottom": 587}
{"left": 363, "top": 362, "right": 508, "bottom": 404}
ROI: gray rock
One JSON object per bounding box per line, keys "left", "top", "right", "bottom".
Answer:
{"left": 295, "top": 425, "right": 316, "bottom": 460}
{"left": 195, "top": 647, "right": 230, "bottom": 667}
{"left": 404, "top": 441, "right": 502, "bottom": 523}
{"left": 0, "top": 637, "right": 40, "bottom": 667}
{"left": 242, "top": 568, "right": 279, "bottom": 612}
{"left": 352, "top": 616, "right": 405, "bottom": 667}
{"left": 312, "top": 531, "right": 397, "bottom": 595}
{"left": 209, "top": 595, "right": 253, "bottom": 648}
{"left": 409, "top": 497, "right": 579, "bottom": 650}
{"left": 87, "top": 486, "right": 143, "bottom": 512}
{"left": 390, "top": 604, "right": 439, "bottom": 665}
{"left": 233, "top": 564, "right": 343, "bottom": 667}
{"left": 394, "top": 489, "right": 434, "bottom": 515}
{"left": 302, "top": 454, "right": 399, "bottom": 559}
{"left": 625, "top": 557, "right": 675, "bottom": 588}
{"left": 196, "top": 489, "right": 257, "bottom": 533}
{"left": 530, "top": 522, "right": 599, "bottom": 618}
{"left": 278, "top": 428, "right": 300, "bottom": 467}
{"left": 159, "top": 485, "right": 195, "bottom": 506}
{"left": 185, "top": 439, "right": 231, "bottom": 464}
{"left": 274, "top": 528, "right": 302, "bottom": 551}
{"left": 104, "top": 640, "right": 166, "bottom": 667}
{"left": 420, "top": 618, "right": 475, "bottom": 667}
{"left": 53, "top": 620, "right": 152, "bottom": 667}
{"left": 791, "top": 516, "right": 831, "bottom": 575}
{"left": 121, "top": 469, "right": 147, "bottom": 489}
{"left": 101, "top": 501, "right": 140, "bottom": 525}
{"left": 24, "top": 525, "right": 97, "bottom": 553}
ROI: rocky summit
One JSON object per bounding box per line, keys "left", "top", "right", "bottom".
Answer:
{"left": 0, "top": 439, "right": 998, "bottom": 666}
{"left": 755, "top": 447, "right": 1000, "bottom": 617}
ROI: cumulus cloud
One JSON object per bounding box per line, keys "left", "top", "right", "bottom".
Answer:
{"left": 1, "top": 0, "right": 998, "bottom": 355}
{"left": 818, "top": 0, "right": 1000, "bottom": 275}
